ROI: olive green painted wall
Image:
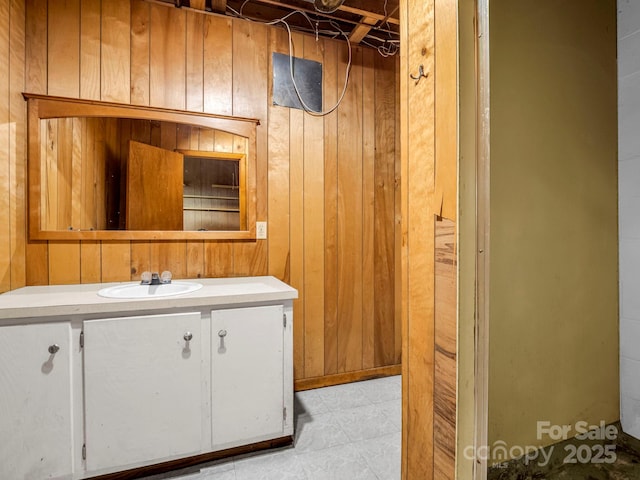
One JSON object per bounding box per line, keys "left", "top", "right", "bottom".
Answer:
{"left": 488, "top": 0, "right": 619, "bottom": 456}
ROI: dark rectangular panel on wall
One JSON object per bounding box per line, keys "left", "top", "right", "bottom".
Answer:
{"left": 272, "top": 52, "right": 323, "bottom": 112}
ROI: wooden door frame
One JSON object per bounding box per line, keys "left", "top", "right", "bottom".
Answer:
{"left": 399, "top": 0, "right": 490, "bottom": 477}
{"left": 474, "top": 0, "right": 490, "bottom": 478}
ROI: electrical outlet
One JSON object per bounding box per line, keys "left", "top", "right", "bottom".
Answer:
{"left": 256, "top": 221, "right": 267, "bottom": 240}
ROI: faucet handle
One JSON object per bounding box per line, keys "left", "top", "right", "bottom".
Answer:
{"left": 160, "top": 271, "right": 172, "bottom": 284}
{"left": 140, "top": 271, "right": 152, "bottom": 284}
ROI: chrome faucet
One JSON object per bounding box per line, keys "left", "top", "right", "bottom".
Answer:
{"left": 140, "top": 271, "right": 172, "bottom": 285}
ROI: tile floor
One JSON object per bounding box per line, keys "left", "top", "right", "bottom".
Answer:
{"left": 142, "top": 375, "right": 402, "bottom": 480}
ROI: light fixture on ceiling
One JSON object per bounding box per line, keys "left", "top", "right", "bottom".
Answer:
{"left": 313, "top": 0, "right": 345, "bottom": 14}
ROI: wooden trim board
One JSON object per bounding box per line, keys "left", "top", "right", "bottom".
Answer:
{"left": 294, "top": 364, "right": 401, "bottom": 391}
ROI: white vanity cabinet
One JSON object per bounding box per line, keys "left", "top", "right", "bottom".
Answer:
{"left": 0, "top": 276, "right": 296, "bottom": 480}
{"left": 211, "top": 305, "right": 288, "bottom": 448}
{"left": 83, "top": 312, "right": 203, "bottom": 474}
{"left": 0, "top": 322, "right": 73, "bottom": 480}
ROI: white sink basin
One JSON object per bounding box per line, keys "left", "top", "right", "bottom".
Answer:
{"left": 98, "top": 281, "right": 203, "bottom": 299}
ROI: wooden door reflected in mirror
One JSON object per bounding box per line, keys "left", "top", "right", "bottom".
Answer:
{"left": 126, "top": 141, "right": 184, "bottom": 231}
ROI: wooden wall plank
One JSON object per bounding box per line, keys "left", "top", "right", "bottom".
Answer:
{"left": 48, "top": 242, "right": 80, "bottom": 284}
{"left": 435, "top": 0, "right": 458, "bottom": 221}
{"left": 101, "top": 241, "right": 131, "bottom": 282}
{"left": 186, "top": 240, "right": 204, "bottom": 278}
{"left": 289, "top": 63, "right": 305, "bottom": 381}
{"left": 24, "top": 0, "right": 48, "bottom": 286}
{"left": 9, "top": 0, "right": 26, "bottom": 290}
{"left": 130, "top": 241, "right": 150, "bottom": 280}
{"left": 25, "top": 0, "right": 47, "bottom": 95}
{"left": 400, "top": 0, "right": 410, "bottom": 476}
{"left": 394, "top": 55, "right": 402, "bottom": 365}
{"left": 433, "top": 218, "right": 456, "bottom": 480}
{"left": 302, "top": 34, "right": 325, "bottom": 379}
{"left": 130, "top": 0, "right": 150, "bottom": 106}
{"left": 150, "top": 3, "right": 185, "bottom": 110}
{"left": 0, "top": 0, "right": 10, "bottom": 292}
{"left": 186, "top": 10, "right": 204, "bottom": 112}
{"left": 80, "top": 241, "right": 101, "bottom": 283}
{"left": 47, "top": 0, "right": 80, "bottom": 97}
{"left": 375, "top": 54, "right": 397, "bottom": 367}
{"left": 204, "top": 241, "right": 234, "bottom": 277}
{"left": 101, "top": 0, "right": 130, "bottom": 103}
{"left": 267, "top": 27, "right": 290, "bottom": 284}
{"left": 203, "top": 15, "right": 232, "bottom": 116}
{"left": 231, "top": 19, "right": 268, "bottom": 277}
{"left": 323, "top": 38, "right": 339, "bottom": 376}
{"left": 150, "top": 241, "right": 187, "bottom": 279}
{"left": 80, "top": 0, "right": 101, "bottom": 101}
{"left": 337, "top": 46, "right": 364, "bottom": 373}
{"left": 432, "top": 3, "right": 459, "bottom": 475}
{"left": 362, "top": 47, "right": 376, "bottom": 370}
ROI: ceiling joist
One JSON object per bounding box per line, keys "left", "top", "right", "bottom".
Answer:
{"left": 152, "top": 0, "right": 399, "bottom": 50}
{"left": 349, "top": 16, "right": 378, "bottom": 44}
{"left": 210, "top": 0, "right": 227, "bottom": 13}
{"left": 339, "top": 5, "right": 398, "bottom": 25}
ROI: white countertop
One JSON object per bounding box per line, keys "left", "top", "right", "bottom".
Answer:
{"left": 0, "top": 276, "right": 298, "bottom": 321}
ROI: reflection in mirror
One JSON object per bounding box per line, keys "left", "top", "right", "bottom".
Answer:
{"left": 181, "top": 150, "right": 246, "bottom": 232}
{"left": 39, "top": 117, "right": 248, "bottom": 232}
{"left": 25, "top": 93, "right": 258, "bottom": 241}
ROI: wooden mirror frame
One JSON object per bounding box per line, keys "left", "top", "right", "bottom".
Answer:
{"left": 24, "top": 93, "right": 259, "bottom": 240}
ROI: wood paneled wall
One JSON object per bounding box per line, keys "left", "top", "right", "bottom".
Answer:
{"left": 0, "top": 0, "right": 400, "bottom": 385}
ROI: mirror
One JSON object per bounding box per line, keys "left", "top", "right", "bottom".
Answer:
{"left": 25, "top": 93, "right": 259, "bottom": 240}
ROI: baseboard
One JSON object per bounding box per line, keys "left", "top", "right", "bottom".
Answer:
{"left": 294, "top": 364, "right": 402, "bottom": 391}
{"left": 89, "top": 436, "right": 293, "bottom": 480}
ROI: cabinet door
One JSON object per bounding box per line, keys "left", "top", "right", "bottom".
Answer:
{"left": 0, "top": 322, "right": 72, "bottom": 480}
{"left": 211, "top": 305, "right": 284, "bottom": 448}
{"left": 84, "top": 312, "right": 202, "bottom": 472}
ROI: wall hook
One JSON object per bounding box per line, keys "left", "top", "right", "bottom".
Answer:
{"left": 410, "top": 65, "right": 428, "bottom": 85}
